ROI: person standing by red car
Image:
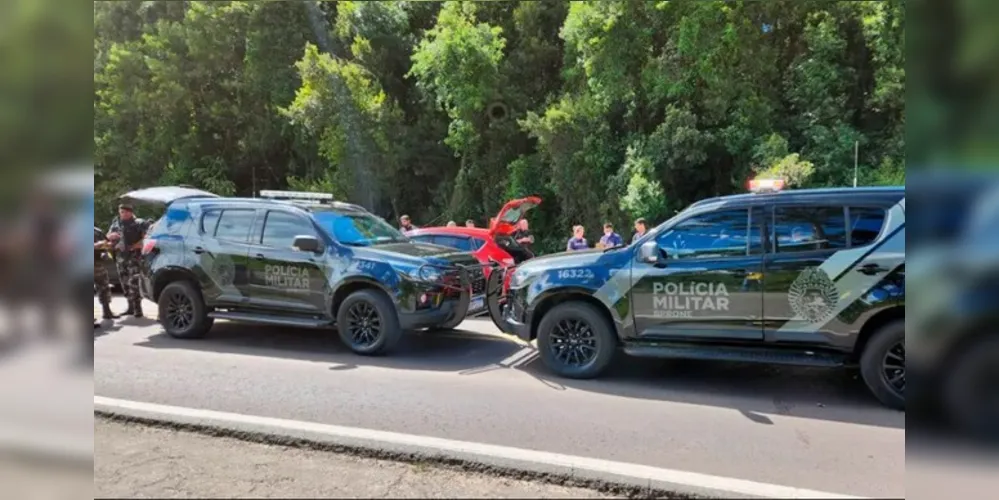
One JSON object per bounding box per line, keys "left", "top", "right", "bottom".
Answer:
{"left": 512, "top": 219, "right": 535, "bottom": 258}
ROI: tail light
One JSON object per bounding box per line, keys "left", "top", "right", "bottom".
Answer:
{"left": 141, "top": 239, "right": 157, "bottom": 255}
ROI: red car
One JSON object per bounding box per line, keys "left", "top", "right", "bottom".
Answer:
{"left": 406, "top": 196, "right": 540, "bottom": 321}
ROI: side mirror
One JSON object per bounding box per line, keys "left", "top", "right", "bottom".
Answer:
{"left": 637, "top": 241, "right": 661, "bottom": 264}
{"left": 293, "top": 235, "right": 323, "bottom": 254}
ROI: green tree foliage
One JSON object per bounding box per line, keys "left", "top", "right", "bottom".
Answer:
{"left": 95, "top": 0, "right": 904, "bottom": 252}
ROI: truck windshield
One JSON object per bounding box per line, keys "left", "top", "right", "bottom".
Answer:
{"left": 313, "top": 210, "right": 408, "bottom": 246}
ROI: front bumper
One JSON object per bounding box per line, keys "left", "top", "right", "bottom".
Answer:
{"left": 400, "top": 300, "right": 463, "bottom": 330}
{"left": 501, "top": 286, "right": 531, "bottom": 341}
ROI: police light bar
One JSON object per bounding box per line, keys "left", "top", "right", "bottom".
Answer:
{"left": 748, "top": 178, "right": 786, "bottom": 193}
{"left": 259, "top": 190, "right": 334, "bottom": 201}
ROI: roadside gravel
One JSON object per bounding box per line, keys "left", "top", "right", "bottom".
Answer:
{"left": 95, "top": 418, "right": 619, "bottom": 498}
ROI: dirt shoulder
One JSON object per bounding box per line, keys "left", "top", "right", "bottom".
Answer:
{"left": 95, "top": 418, "right": 618, "bottom": 498}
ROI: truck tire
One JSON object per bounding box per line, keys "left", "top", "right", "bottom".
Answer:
{"left": 859, "top": 320, "right": 905, "bottom": 410}
{"left": 337, "top": 289, "right": 402, "bottom": 356}
{"left": 942, "top": 335, "right": 999, "bottom": 439}
{"left": 158, "top": 281, "right": 213, "bottom": 339}
{"left": 536, "top": 301, "right": 617, "bottom": 379}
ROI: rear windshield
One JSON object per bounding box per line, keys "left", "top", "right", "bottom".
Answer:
{"left": 500, "top": 202, "right": 536, "bottom": 224}
{"left": 148, "top": 204, "right": 194, "bottom": 237}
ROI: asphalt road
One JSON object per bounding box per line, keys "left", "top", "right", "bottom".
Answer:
{"left": 94, "top": 297, "right": 904, "bottom": 498}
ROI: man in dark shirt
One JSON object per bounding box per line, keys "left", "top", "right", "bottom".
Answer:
{"left": 632, "top": 218, "right": 648, "bottom": 244}
{"left": 512, "top": 219, "right": 535, "bottom": 258}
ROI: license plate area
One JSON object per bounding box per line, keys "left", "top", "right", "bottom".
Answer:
{"left": 467, "top": 295, "right": 486, "bottom": 314}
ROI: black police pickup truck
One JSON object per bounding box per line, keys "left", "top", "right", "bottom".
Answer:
{"left": 135, "top": 188, "right": 487, "bottom": 355}
{"left": 497, "top": 183, "right": 906, "bottom": 409}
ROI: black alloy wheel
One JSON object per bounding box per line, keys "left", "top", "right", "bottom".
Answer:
{"left": 157, "top": 280, "right": 213, "bottom": 339}
{"left": 345, "top": 301, "right": 382, "bottom": 349}
{"left": 549, "top": 318, "right": 599, "bottom": 368}
{"left": 536, "top": 301, "right": 617, "bottom": 379}
{"left": 859, "top": 320, "right": 905, "bottom": 410}
{"left": 165, "top": 289, "right": 195, "bottom": 332}
{"left": 882, "top": 340, "right": 905, "bottom": 397}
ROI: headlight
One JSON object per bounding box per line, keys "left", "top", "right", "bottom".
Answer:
{"left": 410, "top": 266, "right": 442, "bottom": 282}
{"left": 509, "top": 267, "right": 535, "bottom": 288}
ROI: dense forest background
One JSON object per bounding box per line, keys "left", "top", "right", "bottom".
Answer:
{"left": 94, "top": 0, "right": 904, "bottom": 253}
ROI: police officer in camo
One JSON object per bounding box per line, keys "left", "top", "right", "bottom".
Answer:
{"left": 94, "top": 236, "right": 115, "bottom": 325}
{"left": 106, "top": 204, "right": 147, "bottom": 318}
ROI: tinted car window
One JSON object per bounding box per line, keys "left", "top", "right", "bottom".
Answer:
{"left": 312, "top": 210, "right": 407, "bottom": 246}
{"left": 433, "top": 235, "right": 473, "bottom": 251}
{"left": 214, "top": 209, "right": 255, "bottom": 242}
{"left": 472, "top": 238, "right": 486, "bottom": 250}
{"left": 656, "top": 209, "right": 751, "bottom": 259}
{"left": 202, "top": 209, "right": 221, "bottom": 235}
{"left": 773, "top": 206, "right": 847, "bottom": 252}
{"left": 262, "top": 211, "right": 315, "bottom": 248}
{"left": 848, "top": 207, "right": 886, "bottom": 247}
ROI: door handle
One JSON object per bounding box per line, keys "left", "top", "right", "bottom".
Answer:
{"left": 193, "top": 246, "right": 206, "bottom": 255}
{"left": 254, "top": 253, "right": 266, "bottom": 261}
{"left": 731, "top": 269, "right": 748, "bottom": 278}
{"left": 857, "top": 263, "right": 888, "bottom": 275}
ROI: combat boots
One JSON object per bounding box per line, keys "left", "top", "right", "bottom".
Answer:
{"left": 131, "top": 301, "right": 144, "bottom": 318}
{"left": 102, "top": 304, "right": 115, "bottom": 320}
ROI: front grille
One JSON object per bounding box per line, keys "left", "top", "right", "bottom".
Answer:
{"left": 467, "top": 266, "right": 486, "bottom": 295}
{"left": 441, "top": 265, "right": 487, "bottom": 296}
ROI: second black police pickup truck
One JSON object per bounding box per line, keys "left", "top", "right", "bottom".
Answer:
{"left": 498, "top": 182, "right": 906, "bottom": 409}
{"left": 135, "top": 189, "right": 486, "bottom": 356}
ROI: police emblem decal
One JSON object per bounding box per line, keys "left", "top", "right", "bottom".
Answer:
{"left": 209, "top": 255, "right": 236, "bottom": 288}
{"left": 788, "top": 267, "right": 839, "bottom": 323}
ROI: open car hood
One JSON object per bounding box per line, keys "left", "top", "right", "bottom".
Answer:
{"left": 489, "top": 196, "right": 541, "bottom": 236}
{"left": 120, "top": 186, "right": 218, "bottom": 206}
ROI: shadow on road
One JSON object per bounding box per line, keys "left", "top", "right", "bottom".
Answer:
{"left": 126, "top": 319, "right": 903, "bottom": 430}
{"left": 133, "top": 320, "right": 526, "bottom": 374}
{"left": 519, "top": 354, "right": 905, "bottom": 430}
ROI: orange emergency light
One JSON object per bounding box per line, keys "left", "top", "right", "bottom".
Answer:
{"left": 748, "top": 178, "right": 786, "bottom": 193}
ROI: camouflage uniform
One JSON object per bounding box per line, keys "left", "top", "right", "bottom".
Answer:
{"left": 121, "top": 250, "right": 144, "bottom": 315}
{"left": 108, "top": 217, "right": 136, "bottom": 305}
{"left": 110, "top": 212, "right": 148, "bottom": 317}
{"left": 94, "top": 243, "right": 114, "bottom": 318}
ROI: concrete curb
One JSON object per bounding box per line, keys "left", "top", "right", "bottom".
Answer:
{"left": 94, "top": 397, "right": 862, "bottom": 499}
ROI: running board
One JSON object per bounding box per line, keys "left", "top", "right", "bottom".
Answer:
{"left": 622, "top": 342, "right": 849, "bottom": 368}
{"left": 208, "top": 311, "right": 331, "bottom": 329}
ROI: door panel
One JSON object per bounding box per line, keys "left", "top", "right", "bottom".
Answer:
{"left": 762, "top": 203, "right": 895, "bottom": 345}
{"left": 631, "top": 207, "right": 765, "bottom": 341}
{"left": 247, "top": 210, "right": 329, "bottom": 314}
{"left": 196, "top": 208, "right": 255, "bottom": 306}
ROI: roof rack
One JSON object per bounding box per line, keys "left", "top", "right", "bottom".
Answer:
{"left": 259, "top": 190, "right": 335, "bottom": 203}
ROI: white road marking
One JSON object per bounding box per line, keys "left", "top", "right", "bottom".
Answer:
{"left": 95, "top": 396, "right": 864, "bottom": 499}
{"left": 497, "top": 346, "right": 535, "bottom": 367}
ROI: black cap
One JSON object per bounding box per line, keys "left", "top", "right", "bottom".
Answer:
{"left": 118, "top": 203, "right": 134, "bottom": 212}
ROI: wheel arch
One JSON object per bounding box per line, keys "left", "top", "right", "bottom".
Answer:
{"left": 853, "top": 305, "right": 905, "bottom": 360}
{"left": 528, "top": 288, "right": 620, "bottom": 342}
{"left": 152, "top": 266, "right": 201, "bottom": 302}
{"left": 331, "top": 278, "right": 395, "bottom": 318}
